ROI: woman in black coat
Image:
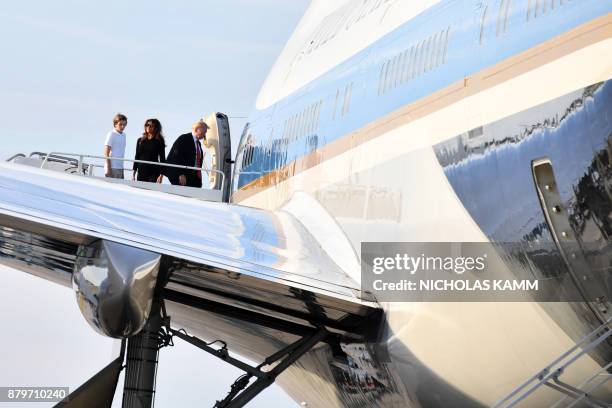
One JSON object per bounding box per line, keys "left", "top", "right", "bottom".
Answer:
{"left": 133, "top": 119, "right": 166, "bottom": 183}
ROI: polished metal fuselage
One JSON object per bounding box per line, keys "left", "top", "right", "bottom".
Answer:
{"left": 1, "top": 0, "right": 612, "bottom": 407}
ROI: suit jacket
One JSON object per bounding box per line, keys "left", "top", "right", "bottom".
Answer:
{"left": 165, "top": 133, "right": 203, "bottom": 188}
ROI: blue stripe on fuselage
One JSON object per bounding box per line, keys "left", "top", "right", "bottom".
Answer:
{"left": 233, "top": 0, "right": 611, "bottom": 191}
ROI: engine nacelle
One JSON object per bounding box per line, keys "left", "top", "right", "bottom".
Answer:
{"left": 72, "top": 240, "right": 161, "bottom": 338}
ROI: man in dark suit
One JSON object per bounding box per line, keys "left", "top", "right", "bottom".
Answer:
{"left": 165, "top": 120, "right": 208, "bottom": 188}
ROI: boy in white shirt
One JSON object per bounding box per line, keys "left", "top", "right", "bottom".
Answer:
{"left": 104, "top": 113, "right": 128, "bottom": 179}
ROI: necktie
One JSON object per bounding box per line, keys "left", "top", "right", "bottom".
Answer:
{"left": 196, "top": 141, "right": 202, "bottom": 179}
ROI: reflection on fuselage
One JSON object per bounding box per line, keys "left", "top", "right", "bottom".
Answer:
{"left": 434, "top": 81, "right": 612, "bottom": 362}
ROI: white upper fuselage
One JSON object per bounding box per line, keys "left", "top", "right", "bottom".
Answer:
{"left": 256, "top": 0, "right": 441, "bottom": 109}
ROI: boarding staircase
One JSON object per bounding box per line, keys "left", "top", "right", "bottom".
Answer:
{"left": 494, "top": 318, "right": 612, "bottom": 408}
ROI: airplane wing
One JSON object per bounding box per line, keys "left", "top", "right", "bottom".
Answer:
{"left": 0, "top": 162, "right": 380, "bottom": 352}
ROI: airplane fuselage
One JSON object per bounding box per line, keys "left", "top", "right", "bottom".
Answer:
{"left": 228, "top": 0, "right": 612, "bottom": 406}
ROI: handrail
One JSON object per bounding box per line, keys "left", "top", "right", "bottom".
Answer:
{"left": 551, "top": 362, "right": 612, "bottom": 408}
{"left": 41, "top": 152, "right": 226, "bottom": 192}
{"left": 6, "top": 154, "right": 25, "bottom": 162}
{"left": 492, "top": 316, "right": 612, "bottom": 408}
{"left": 31, "top": 152, "right": 80, "bottom": 166}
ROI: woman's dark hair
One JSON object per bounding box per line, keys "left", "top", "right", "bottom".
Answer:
{"left": 140, "top": 118, "right": 165, "bottom": 146}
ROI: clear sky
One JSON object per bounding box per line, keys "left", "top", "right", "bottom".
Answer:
{"left": 0, "top": 0, "right": 310, "bottom": 160}
{"left": 0, "top": 1, "right": 310, "bottom": 407}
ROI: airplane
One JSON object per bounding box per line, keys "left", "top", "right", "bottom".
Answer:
{"left": 0, "top": 0, "right": 611, "bottom": 407}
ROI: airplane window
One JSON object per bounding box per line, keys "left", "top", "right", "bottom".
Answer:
{"left": 242, "top": 142, "right": 254, "bottom": 169}
{"left": 393, "top": 54, "right": 400, "bottom": 87}
{"left": 385, "top": 56, "right": 397, "bottom": 91}
{"left": 346, "top": 84, "right": 353, "bottom": 114}
{"left": 527, "top": 0, "right": 565, "bottom": 21}
{"left": 290, "top": 114, "right": 297, "bottom": 141}
{"left": 496, "top": 0, "right": 505, "bottom": 36}
{"left": 420, "top": 40, "right": 426, "bottom": 75}
{"left": 286, "top": 116, "right": 292, "bottom": 141}
{"left": 429, "top": 32, "right": 439, "bottom": 70}
{"left": 503, "top": 0, "right": 512, "bottom": 35}
{"left": 311, "top": 103, "right": 317, "bottom": 131}
{"left": 496, "top": 0, "right": 512, "bottom": 36}
{"left": 354, "top": 1, "right": 369, "bottom": 24}
{"left": 424, "top": 36, "right": 433, "bottom": 72}
{"left": 318, "top": 13, "right": 334, "bottom": 47}
{"left": 298, "top": 110, "right": 305, "bottom": 139}
{"left": 305, "top": 105, "right": 312, "bottom": 135}
{"left": 333, "top": 89, "right": 341, "bottom": 117}
{"left": 289, "top": 115, "right": 296, "bottom": 141}
{"left": 422, "top": 37, "right": 429, "bottom": 73}
{"left": 380, "top": 59, "right": 391, "bottom": 94}
{"left": 399, "top": 49, "right": 408, "bottom": 85}
{"left": 442, "top": 27, "right": 450, "bottom": 64}
{"left": 376, "top": 26, "right": 452, "bottom": 97}
{"left": 293, "top": 113, "right": 299, "bottom": 139}
{"left": 480, "top": 5, "right": 489, "bottom": 44}
{"left": 308, "top": 25, "right": 324, "bottom": 54}
{"left": 526, "top": 0, "right": 534, "bottom": 20}
{"left": 383, "top": 60, "right": 392, "bottom": 94}
{"left": 394, "top": 53, "right": 401, "bottom": 86}
{"left": 424, "top": 36, "right": 432, "bottom": 72}
{"left": 435, "top": 33, "right": 442, "bottom": 69}
{"left": 285, "top": 117, "right": 290, "bottom": 140}
{"left": 315, "top": 100, "right": 322, "bottom": 129}
{"left": 304, "top": 104, "right": 313, "bottom": 136}
{"left": 394, "top": 53, "right": 403, "bottom": 87}
{"left": 388, "top": 55, "right": 396, "bottom": 89}
{"left": 306, "top": 105, "right": 313, "bottom": 134}
{"left": 311, "top": 104, "right": 315, "bottom": 131}
{"left": 416, "top": 40, "right": 425, "bottom": 77}
{"left": 386, "top": 57, "right": 395, "bottom": 92}
{"left": 399, "top": 50, "right": 407, "bottom": 84}
{"left": 468, "top": 127, "right": 484, "bottom": 139}
{"left": 378, "top": 62, "right": 387, "bottom": 95}
{"left": 247, "top": 145, "right": 255, "bottom": 166}
{"left": 307, "top": 105, "right": 313, "bottom": 134}
{"left": 342, "top": 83, "right": 353, "bottom": 116}
{"left": 293, "top": 112, "right": 299, "bottom": 141}
{"left": 437, "top": 30, "right": 445, "bottom": 65}
{"left": 282, "top": 120, "right": 288, "bottom": 139}
{"left": 405, "top": 46, "right": 415, "bottom": 82}
{"left": 418, "top": 41, "right": 426, "bottom": 75}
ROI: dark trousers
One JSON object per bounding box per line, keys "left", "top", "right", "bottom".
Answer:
{"left": 137, "top": 174, "right": 160, "bottom": 183}
{"left": 168, "top": 172, "right": 202, "bottom": 188}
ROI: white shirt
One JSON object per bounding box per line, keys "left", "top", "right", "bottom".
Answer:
{"left": 104, "top": 130, "right": 126, "bottom": 169}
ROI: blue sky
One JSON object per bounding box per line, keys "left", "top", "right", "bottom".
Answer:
{"left": 0, "top": 0, "right": 309, "bottom": 160}
{"left": 0, "top": 1, "right": 310, "bottom": 407}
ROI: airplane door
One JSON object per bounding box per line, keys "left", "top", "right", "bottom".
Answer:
{"left": 203, "top": 113, "right": 232, "bottom": 202}
{"left": 533, "top": 158, "right": 612, "bottom": 322}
